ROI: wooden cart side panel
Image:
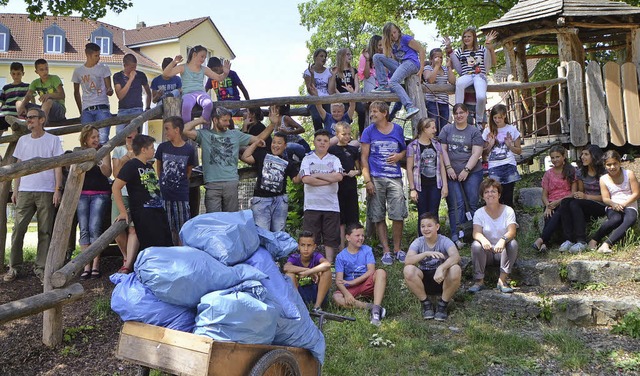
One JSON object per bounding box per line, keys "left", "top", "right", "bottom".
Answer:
{"left": 208, "top": 341, "right": 319, "bottom": 376}
{"left": 117, "top": 322, "right": 213, "bottom": 376}
{"left": 118, "top": 333, "right": 211, "bottom": 376}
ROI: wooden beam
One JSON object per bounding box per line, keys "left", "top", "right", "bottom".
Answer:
{"left": 0, "top": 283, "right": 84, "bottom": 325}
{"left": 43, "top": 164, "right": 86, "bottom": 346}
{"left": 0, "top": 148, "right": 96, "bottom": 183}
{"left": 566, "top": 61, "right": 588, "bottom": 147}
{"left": 420, "top": 78, "right": 566, "bottom": 94}
{"left": 527, "top": 44, "right": 626, "bottom": 59}
{"left": 214, "top": 92, "right": 400, "bottom": 110}
{"left": 51, "top": 220, "right": 128, "bottom": 288}
{"left": 503, "top": 41, "right": 518, "bottom": 79}
{"left": 501, "top": 27, "right": 578, "bottom": 45}
{"left": 568, "top": 22, "right": 639, "bottom": 30}
{"left": 405, "top": 74, "right": 426, "bottom": 136}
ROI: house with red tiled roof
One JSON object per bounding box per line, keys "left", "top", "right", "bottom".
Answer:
{"left": 0, "top": 13, "right": 234, "bottom": 145}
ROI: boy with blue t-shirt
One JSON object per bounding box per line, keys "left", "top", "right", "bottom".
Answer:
{"left": 284, "top": 231, "right": 332, "bottom": 312}
{"left": 403, "top": 212, "right": 461, "bottom": 321}
{"left": 155, "top": 116, "right": 196, "bottom": 245}
{"left": 334, "top": 223, "right": 388, "bottom": 326}
{"left": 361, "top": 101, "right": 408, "bottom": 265}
{"left": 113, "top": 54, "right": 151, "bottom": 138}
{"left": 315, "top": 102, "right": 355, "bottom": 137}
{"left": 151, "top": 57, "right": 182, "bottom": 105}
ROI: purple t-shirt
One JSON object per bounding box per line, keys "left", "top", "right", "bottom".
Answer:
{"left": 287, "top": 252, "right": 325, "bottom": 268}
{"left": 113, "top": 70, "right": 149, "bottom": 109}
{"left": 394, "top": 34, "right": 420, "bottom": 69}
{"left": 361, "top": 123, "right": 406, "bottom": 178}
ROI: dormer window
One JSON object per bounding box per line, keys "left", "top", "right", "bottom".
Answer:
{"left": 43, "top": 23, "right": 66, "bottom": 54}
{"left": 46, "top": 34, "right": 63, "bottom": 53}
{"left": 91, "top": 26, "right": 113, "bottom": 55}
{"left": 0, "top": 22, "right": 10, "bottom": 52}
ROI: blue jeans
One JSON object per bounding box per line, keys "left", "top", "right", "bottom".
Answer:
{"left": 373, "top": 54, "right": 418, "bottom": 109}
{"left": 116, "top": 107, "right": 143, "bottom": 136}
{"left": 416, "top": 183, "right": 442, "bottom": 234}
{"left": 445, "top": 170, "right": 483, "bottom": 241}
{"left": 425, "top": 101, "right": 449, "bottom": 133}
{"left": 82, "top": 109, "right": 112, "bottom": 145}
{"left": 251, "top": 195, "right": 289, "bottom": 232}
{"left": 77, "top": 193, "right": 110, "bottom": 245}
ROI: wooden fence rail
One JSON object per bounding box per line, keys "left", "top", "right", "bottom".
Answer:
{"left": 0, "top": 283, "right": 84, "bottom": 325}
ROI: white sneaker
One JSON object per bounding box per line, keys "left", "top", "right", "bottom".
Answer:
{"left": 559, "top": 241, "right": 574, "bottom": 253}
{"left": 569, "top": 242, "right": 586, "bottom": 253}
{"left": 3, "top": 267, "right": 17, "bottom": 282}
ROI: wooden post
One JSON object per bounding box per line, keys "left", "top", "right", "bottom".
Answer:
{"left": 51, "top": 220, "right": 128, "bottom": 288}
{"left": 42, "top": 164, "right": 86, "bottom": 346}
{"left": 630, "top": 28, "right": 640, "bottom": 77}
{"left": 0, "top": 148, "right": 96, "bottom": 183}
{"left": 0, "top": 283, "right": 84, "bottom": 325}
{"left": 405, "top": 75, "right": 426, "bottom": 136}
{"left": 557, "top": 65, "right": 569, "bottom": 134}
{"left": 515, "top": 40, "right": 532, "bottom": 134}
{"left": 0, "top": 143, "right": 17, "bottom": 269}
{"left": 162, "top": 97, "right": 182, "bottom": 141}
{"left": 566, "top": 61, "right": 588, "bottom": 147}
{"left": 557, "top": 29, "right": 579, "bottom": 65}
{"left": 503, "top": 41, "right": 518, "bottom": 80}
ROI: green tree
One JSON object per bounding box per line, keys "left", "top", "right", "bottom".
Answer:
{"left": 1, "top": 0, "right": 132, "bottom": 20}
{"left": 298, "top": 0, "right": 410, "bottom": 63}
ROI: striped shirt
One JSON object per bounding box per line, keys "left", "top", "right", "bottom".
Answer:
{"left": 455, "top": 46, "right": 488, "bottom": 75}
{"left": 0, "top": 82, "right": 29, "bottom": 117}
{"left": 423, "top": 65, "right": 450, "bottom": 103}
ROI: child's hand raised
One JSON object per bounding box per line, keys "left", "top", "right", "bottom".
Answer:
{"left": 443, "top": 36, "right": 452, "bottom": 49}
{"left": 173, "top": 55, "right": 183, "bottom": 64}
{"left": 268, "top": 105, "right": 281, "bottom": 125}
{"left": 222, "top": 59, "right": 231, "bottom": 74}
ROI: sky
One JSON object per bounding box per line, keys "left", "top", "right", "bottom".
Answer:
{"left": 1, "top": 0, "right": 439, "bottom": 99}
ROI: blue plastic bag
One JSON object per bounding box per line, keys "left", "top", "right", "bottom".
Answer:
{"left": 110, "top": 272, "right": 196, "bottom": 332}
{"left": 179, "top": 210, "right": 260, "bottom": 265}
{"left": 272, "top": 275, "right": 326, "bottom": 364}
{"left": 135, "top": 246, "right": 267, "bottom": 308}
{"left": 193, "top": 280, "right": 278, "bottom": 345}
{"left": 244, "top": 247, "right": 301, "bottom": 319}
{"left": 256, "top": 227, "right": 299, "bottom": 259}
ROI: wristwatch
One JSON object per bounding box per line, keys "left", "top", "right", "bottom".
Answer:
{"left": 501, "top": 235, "right": 508, "bottom": 242}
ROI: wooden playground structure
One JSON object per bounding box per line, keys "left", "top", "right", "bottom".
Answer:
{"left": 0, "top": 1, "right": 639, "bottom": 371}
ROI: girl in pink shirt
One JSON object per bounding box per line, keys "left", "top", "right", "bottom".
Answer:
{"left": 533, "top": 145, "right": 577, "bottom": 252}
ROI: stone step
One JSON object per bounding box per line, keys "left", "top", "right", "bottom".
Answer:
{"left": 470, "top": 287, "right": 640, "bottom": 327}
{"left": 462, "top": 257, "right": 640, "bottom": 288}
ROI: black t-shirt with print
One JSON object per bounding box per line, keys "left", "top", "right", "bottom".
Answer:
{"left": 117, "top": 158, "right": 163, "bottom": 212}
{"left": 253, "top": 151, "right": 298, "bottom": 197}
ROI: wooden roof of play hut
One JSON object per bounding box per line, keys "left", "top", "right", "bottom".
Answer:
{"left": 481, "top": 0, "right": 640, "bottom": 148}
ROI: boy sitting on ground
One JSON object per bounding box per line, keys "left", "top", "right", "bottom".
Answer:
{"left": 403, "top": 212, "right": 461, "bottom": 321}
{"left": 333, "top": 222, "right": 388, "bottom": 326}
{"left": 284, "top": 231, "right": 332, "bottom": 313}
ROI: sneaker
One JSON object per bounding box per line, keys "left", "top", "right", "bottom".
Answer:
{"left": 395, "top": 250, "right": 407, "bottom": 263}
{"left": 372, "top": 85, "right": 391, "bottom": 94}
{"left": 370, "top": 305, "right": 386, "bottom": 326}
{"left": 421, "top": 299, "right": 435, "bottom": 320}
{"left": 3, "top": 267, "right": 17, "bottom": 282}
{"left": 468, "top": 284, "right": 484, "bottom": 293}
{"left": 559, "top": 241, "right": 574, "bottom": 253}
{"left": 381, "top": 252, "right": 394, "bottom": 266}
{"left": 569, "top": 242, "right": 586, "bottom": 253}
{"left": 4, "top": 115, "right": 26, "bottom": 127}
{"left": 434, "top": 300, "right": 448, "bottom": 321}
{"left": 405, "top": 106, "right": 420, "bottom": 119}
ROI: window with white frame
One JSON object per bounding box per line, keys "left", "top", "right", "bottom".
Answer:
{"left": 94, "top": 36, "right": 110, "bottom": 55}
{"left": 0, "top": 33, "right": 6, "bottom": 52}
{"left": 45, "top": 34, "right": 63, "bottom": 53}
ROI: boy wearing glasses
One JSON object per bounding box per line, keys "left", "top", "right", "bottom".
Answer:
{"left": 4, "top": 108, "right": 63, "bottom": 282}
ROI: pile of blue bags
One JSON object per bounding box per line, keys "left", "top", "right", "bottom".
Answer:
{"left": 110, "top": 210, "right": 325, "bottom": 364}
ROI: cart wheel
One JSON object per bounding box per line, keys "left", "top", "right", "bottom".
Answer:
{"left": 249, "top": 349, "right": 301, "bottom": 376}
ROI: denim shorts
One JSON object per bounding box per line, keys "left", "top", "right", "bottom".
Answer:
{"left": 487, "top": 164, "right": 521, "bottom": 185}
{"left": 367, "top": 177, "right": 408, "bottom": 222}
{"left": 251, "top": 195, "right": 288, "bottom": 232}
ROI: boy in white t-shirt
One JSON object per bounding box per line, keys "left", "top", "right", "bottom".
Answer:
{"left": 300, "top": 129, "right": 343, "bottom": 261}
